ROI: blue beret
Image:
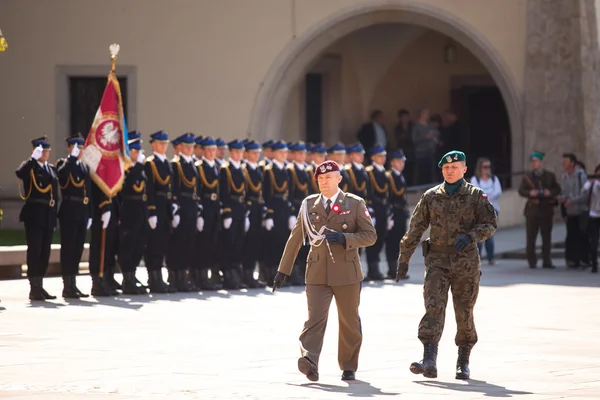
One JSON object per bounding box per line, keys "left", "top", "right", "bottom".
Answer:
{"left": 128, "top": 138, "right": 142, "bottom": 151}
{"left": 347, "top": 143, "right": 365, "bottom": 154}
{"left": 201, "top": 137, "right": 217, "bottom": 148}
{"left": 170, "top": 137, "right": 180, "bottom": 146}
{"left": 271, "top": 140, "right": 288, "bottom": 151}
{"left": 244, "top": 140, "right": 261, "bottom": 151}
{"left": 215, "top": 138, "right": 227, "bottom": 148}
{"left": 369, "top": 145, "right": 386, "bottom": 156}
{"left": 31, "top": 135, "right": 51, "bottom": 149}
{"left": 438, "top": 150, "right": 466, "bottom": 167}
{"left": 228, "top": 139, "right": 245, "bottom": 150}
{"left": 128, "top": 130, "right": 141, "bottom": 141}
{"left": 176, "top": 132, "right": 195, "bottom": 145}
{"left": 310, "top": 144, "right": 327, "bottom": 155}
{"left": 65, "top": 133, "right": 85, "bottom": 146}
{"left": 150, "top": 130, "right": 169, "bottom": 143}
{"left": 390, "top": 150, "right": 406, "bottom": 160}
{"left": 327, "top": 143, "right": 346, "bottom": 154}
{"left": 290, "top": 141, "right": 307, "bottom": 152}
{"left": 262, "top": 140, "right": 274, "bottom": 149}
{"left": 194, "top": 135, "right": 204, "bottom": 145}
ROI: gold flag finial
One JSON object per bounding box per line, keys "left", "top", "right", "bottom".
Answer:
{"left": 0, "top": 29, "right": 8, "bottom": 52}
{"left": 109, "top": 43, "right": 120, "bottom": 72}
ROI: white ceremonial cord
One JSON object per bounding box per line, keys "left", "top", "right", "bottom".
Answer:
{"left": 300, "top": 199, "right": 336, "bottom": 263}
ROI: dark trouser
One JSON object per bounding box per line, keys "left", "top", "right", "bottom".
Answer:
{"left": 219, "top": 216, "right": 245, "bottom": 271}
{"left": 385, "top": 211, "right": 407, "bottom": 275}
{"left": 264, "top": 201, "right": 291, "bottom": 268}
{"left": 195, "top": 202, "right": 220, "bottom": 270}
{"left": 565, "top": 214, "right": 590, "bottom": 265}
{"left": 169, "top": 201, "right": 197, "bottom": 271}
{"left": 59, "top": 217, "right": 87, "bottom": 276}
{"left": 117, "top": 200, "right": 148, "bottom": 272}
{"left": 418, "top": 247, "right": 480, "bottom": 347}
{"left": 24, "top": 222, "right": 54, "bottom": 278}
{"left": 526, "top": 215, "right": 553, "bottom": 266}
{"left": 242, "top": 201, "right": 262, "bottom": 271}
{"left": 366, "top": 202, "right": 387, "bottom": 264}
{"left": 588, "top": 217, "right": 600, "bottom": 268}
{"left": 143, "top": 202, "right": 171, "bottom": 272}
{"left": 89, "top": 210, "right": 118, "bottom": 275}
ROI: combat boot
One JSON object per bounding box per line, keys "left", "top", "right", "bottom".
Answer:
{"left": 121, "top": 272, "right": 147, "bottom": 295}
{"left": 455, "top": 346, "right": 471, "bottom": 380}
{"left": 243, "top": 269, "right": 265, "bottom": 289}
{"left": 195, "top": 268, "right": 221, "bottom": 290}
{"left": 222, "top": 270, "right": 240, "bottom": 290}
{"left": 62, "top": 275, "right": 88, "bottom": 298}
{"left": 28, "top": 277, "right": 46, "bottom": 301}
{"left": 175, "top": 270, "right": 195, "bottom": 292}
{"left": 235, "top": 267, "right": 248, "bottom": 289}
{"left": 147, "top": 270, "right": 175, "bottom": 294}
{"left": 410, "top": 343, "right": 438, "bottom": 378}
{"left": 38, "top": 277, "right": 57, "bottom": 300}
{"left": 367, "top": 263, "right": 384, "bottom": 281}
{"left": 210, "top": 266, "right": 222, "bottom": 285}
{"left": 91, "top": 275, "right": 113, "bottom": 297}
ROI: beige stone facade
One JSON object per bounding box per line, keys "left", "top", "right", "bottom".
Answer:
{"left": 0, "top": 0, "right": 598, "bottom": 228}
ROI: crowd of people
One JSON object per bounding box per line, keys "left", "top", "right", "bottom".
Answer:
{"left": 15, "top": 133, "right": 413, "bottom": 301}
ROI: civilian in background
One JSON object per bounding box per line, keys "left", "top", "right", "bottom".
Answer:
{"left": 411, "top": 108, "right": 439, "bottom": 185}
{"left": 470, "top": 158, "right": 502, "bottom": 265}
{"left": 357, "top": 110, "right": 389, "bottom": 152}
{"left": 394, "top": 109, "right": 414, "bottom": 185}
{"left": 440, "top": 110, "right": 462, "bottom": 156}
{"left": 582, "top": 164, "right": 600, "bottom": 273}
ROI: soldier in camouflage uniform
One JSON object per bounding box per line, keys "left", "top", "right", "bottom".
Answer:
{"left": 396, "top": 151, "right": 497, "bottom": 380}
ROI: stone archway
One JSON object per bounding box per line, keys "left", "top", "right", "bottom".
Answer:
{"left": 248, "top": 0, "right": 524, "bottom": 174}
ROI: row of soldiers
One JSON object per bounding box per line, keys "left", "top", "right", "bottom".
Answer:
{"left": 16, "top": 132, "right": 410, "bottom": 300}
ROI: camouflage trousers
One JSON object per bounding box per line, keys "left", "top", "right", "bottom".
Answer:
{"left": 418, "top": 246, "right": 481, "bottom": 348}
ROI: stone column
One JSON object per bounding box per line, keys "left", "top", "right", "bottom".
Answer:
{"left": 524, "top": 0, "right": 600, "bottom": 175}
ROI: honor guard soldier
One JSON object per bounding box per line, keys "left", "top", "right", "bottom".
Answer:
{"left": 306, "top": 144, "right": 327, "bottom": 195}
{"left": 256, "top": 139, "right": 274, "bottom": 283}
{"left": 287, "top": 142, "right": 311, "bottom": 285}
{"left": 385, "top": 150, "right": 409, "bottom": 280}
{"left": 117, "top": 136, "right": 149, "bottom": 294}
{"left": 169, "top": 133, "right": 201, "bottom": 291}
{"left": 518, "top": 151, "right": 562, "bottom": 268}
{"left": 259, "top": 140, "right": 274, "bottom": 168}
{"left": 143, "top": 130, "right": 177, "bottom": 293}
{"left": 165, "top": 135, "right": 182, "bottom": 289}
{"left": 364, "top": 146, "right": 390, "bottom": 280}
{"left": 194, "top": 137, "right": 222, "bottom": 290}
{"left": 345, "top": 143, "right": 369, "bottom": 200}
{"left": 16, "top": 136, "right": 59, "bottom": 301}
{"left": 192, "top": 135, "right": 204, "bottom": 162}
{"left": 272, "top": 160, "right": 377, "bottom": 382}
{"left": 262, "top": 140, "right": 293, "bottom": 286}
{"left": 326, "top": 143, "right": 349, "bottom": 192}
{"left": 215, "top": 138, "right": 227, "bottom": 166}
{"left": 56, "top": 133, "right": 91, "bottom": 298}
{"left": 241, "top": 140, "right": 267, "bottom": 288}
{"left": 218, "top": 139, "right": 249, "bottom": 289}
{"left": 397, "top": 151, "right": 497, "bottom": 380}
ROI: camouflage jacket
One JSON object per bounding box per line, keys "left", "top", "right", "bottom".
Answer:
{"left": 399, "top": 180, "right": 498, "bottom": 263}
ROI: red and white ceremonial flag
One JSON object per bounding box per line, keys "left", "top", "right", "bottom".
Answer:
{"left": 82, "top": 43, "right": 131, "bottom": 197}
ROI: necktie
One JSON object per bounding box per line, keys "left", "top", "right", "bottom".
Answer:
{"left": 326, "top": 199, "right": 331, "bottom": 215}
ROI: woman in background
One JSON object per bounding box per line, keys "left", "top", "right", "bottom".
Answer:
{"left": 470, "top": 157, "right": 502, "bottom": 265}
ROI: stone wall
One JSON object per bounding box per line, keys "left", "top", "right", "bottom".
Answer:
{"left": 524, "top": 0, "right": 600, "bottom": 175}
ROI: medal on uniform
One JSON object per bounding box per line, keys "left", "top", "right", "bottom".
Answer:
{"left": 342, "top": 223, "right": 348, "bottom": 230}
{"left": 316, "top": 215, "right": 320, "bottom": 221}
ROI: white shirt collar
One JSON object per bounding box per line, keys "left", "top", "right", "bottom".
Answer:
{"left": 37, "top": 161, "right": 48, "bottom": 169}
{"left": 202, "top": 157, "right": 215, "bottom": 167}
{"left": 229, "top": 159, "right": 241, "bottom": 169}
{"left": 293, "top": 161, "right": 305, "bottom": 170}
{"left": 154, "top": 152, "right": 167, "bottom": 162}
{"left": 180, "top": 154, "right": 193, "bottom": 163}
{"left": 392, "top": 168, "right": 402, "bottom": 176}
{"left": 322, "top": 189, "right": 341, "bottom": 208}
{"left": 352, "top": 162, "right": 363, "bottom": 170}
{"left": 246, "top": 161, "right": 257, "bottom": 170}
{"left": 372, "top": 162, "right": 385, "bottom": 172}
{"left": 272, "top": 159, "right": 285, "bottom": 170}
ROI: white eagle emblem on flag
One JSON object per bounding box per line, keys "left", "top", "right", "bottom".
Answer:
{"left": 99, "top": 122, "right": 120, "bottom": 147}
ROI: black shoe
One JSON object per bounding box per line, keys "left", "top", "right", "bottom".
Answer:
{"left": 298, "top": 357, "right": 319, "bottom": 382}
{"left": 367, "top": 263, "right": 384, "bottom": 281}
{"left": 341, "top": 370, "right": 355, "bottom": 381}
{"left": 147, "top": 270, "right": 175, "bottom": 293}
{"left": 28, "top": 277, "right": 46, "bottom": 301}
{"left": 174, "top": 270, "right": 195, "bottom": 292}
{"left": 121, "top": 272, "right": 147, "bottom": 295}
{"left": 195, "top": 268, "right": 221, "bottom": 290}
{"left": 542, "top": 263, "right": 556, "bottom": 269}
{"left": 62, "top": 275, "right": 88, "bottom": 298}
{"left": 39, "top": 278, "right": 57, "bottom": 300}
{"left": 104, "top": 274, "right": 122, "bottom": 290}
{"left": 410, "top": 343, "right": 438, "bottom": 378}
{"left": 91, "top": 275, "right": 114, "bottom": 297}
{"left": 455, "top": 346, "right": 471, "bottom": 380}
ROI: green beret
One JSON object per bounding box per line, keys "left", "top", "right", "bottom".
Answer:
{"left": 530, "top": 151, "right": 545, "bottom": 160}
{"left": 438, "top": 150, "right": 466, "bottom": 167}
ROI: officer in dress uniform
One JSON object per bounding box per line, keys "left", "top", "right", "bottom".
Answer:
{"left": 272, "top": 160, "right": 377, "bottom": 382}
{"left": 215, "top": 138, "right": 227, "bottom": 166}
{"left": 218, "top": 139, "right": 249, "bottom": 289}
{"left": 56, "top": 133, "right": 91, "bottom": 298}
{"left": 194, "top": 137, "right": 222, "bottom": 290}
{"left": 16, "top": 136, "right": 59, "bottom": 301}
{"left": 386, "top": 150, "right": 410, "bottom": 280}
{"left": 241, "top": 140, "right": 267, "bottom": 288}
{"left": 345, "top": 143, "right": 369, "bottom": 200}
{"left": 262, "top": 140, "right": 293, "bottom": 286}
{"left": 192, "top": 135, "right": 204, "bottom": 162}
{"left": 287, "top": 141, "right": 311, "bottom": 285}
{"left": 364, "top": 145, "right": 389, "bottom": 280}
{"left": 143, "top": 130, "right": 177, "bottom": 293}
{"left": 326, "top": 143, "right": 349, "bottom": 192}
{"left": 169, "top": 133, "right": 201, "bottom": 292}
{"left": 165, "top": 135, "right": 182, "bottom": 289}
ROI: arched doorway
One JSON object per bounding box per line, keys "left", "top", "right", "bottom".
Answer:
{"left": 249, "top": 2, "right": 523, "bottom": 187}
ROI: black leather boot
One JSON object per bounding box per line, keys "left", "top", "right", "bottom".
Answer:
{"left": 91, "top": 275, "right": 113, "bottom": 297}
{"left": 243, "top": 269, "right": 264, "bottom": 289}
{"left": 210, "top": 266, "right": 222, "bottom": 285}
{"left": 367, "top": 263, "right": 384, "bottom": 281}
{"left": 235, "top": 267, "right": 247, "bottom": 289}
{"left": 410, "top": 343, "right": 438, "bottom": 378}
{"left": 121, "top": 272, "right": 147, "bottom": 295}
{"left": 39, "top": 277, "right": 57, "bottom": 300}
{"left": 455, "top": 346, "right": 471, "bottom": 380}
{"left": 104, "top": 273, "right": 122, "bottom": 291}
{"left": 29, "top": 277, "right": 46, "bottom": 301}
{"left": 147, "top": 270, "right": 174, "bottom": 294}
{"left": 222, "top": 270, "right": 239, "bottom": 290}
{"left": 62, "top": 275, "right": 88, "bottom": 298}
{"left": 175, "top": 270, "right": 195, "bottom": 292}
{"left": 194, "top": 269, "right": 220, "bottom": 290}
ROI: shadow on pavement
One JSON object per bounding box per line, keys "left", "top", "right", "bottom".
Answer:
{"left": 415, "top": 379, "right": 533, "bottom": 398}
{"left": 288, "top": 380, "right": 399, "bottom": 397}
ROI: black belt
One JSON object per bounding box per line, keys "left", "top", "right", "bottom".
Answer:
{"left": 372, "top": 197, "right": 388, "bottom": 205}
{"left": 122, "top": 194, "right": 147, "bottom": 202}
{"left": 391, "top": 203, "right": 406, "bottom": 209}
{"left": 228, "top": 195, "right": 245, "bottom": 203}
{"left": 203, "top": 193, "right": 218, "bottom": 201}
{"left": 271, "top": 193, "right": 289, "bottom": 200}
{"left": 179, "top": 192, "right": 198, "bottom": 200}
{"left": 246, "top": 196, "right": 264, "bottom": 204}
{"left": 155, "top": 191, "right": 172, "bottom": 199}
{"left": 27, "top": 198, "right": 56, "bottom": 207}
{"left": 62, "top": 195, "right": 89, "bottom": 204}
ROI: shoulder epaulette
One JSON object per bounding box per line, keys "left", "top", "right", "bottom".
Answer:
{"left": 258, "top": 160, "right": 266, "bottom": 167}
{"left": 146, "top": 155, "right": 155, "bottom": 163}
{"left": 344, "top": 192, "right": 363, "bottom": 202}
{"left": 194, "top": 159, "right": 203, "bottom": 167}
{"left": 171, "top": 155, "right": 180, "bottom": 163}
{"left": 219, "top": 161, "right": 230, "bottom": 169}
{"left": 305, "top": 164, "right": 314, "bottom": 171}
{"left": 344, "top": 164, "right": 352, "bottom": 170}
{"left": 285, "top": 163, "right": 295, "bottom": 170}
{"left": 365, "top": 165, "right": 374, "bottom": 172}
{"left": 264, "top": 163, "right": 273, "bottom": 170}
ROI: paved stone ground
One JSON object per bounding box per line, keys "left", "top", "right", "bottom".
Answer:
{"left": 1, "top": 223, "right": 599, "bottom": 399}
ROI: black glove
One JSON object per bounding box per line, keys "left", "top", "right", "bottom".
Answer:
{"left": 396, "top": 261, "right": 409, "bottom": 282}
{"left": 325, "top": 231, "right": 346, "bottom": 245}
{"left": 272, "top": 272, "right": 289, "bottom": 292}
{"left": 453, "top": 234, "right": 472, "bottom": 251}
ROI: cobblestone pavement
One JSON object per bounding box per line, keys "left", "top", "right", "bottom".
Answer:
{"left": 0, "top": 243, "right": 599, "bottom": 399}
